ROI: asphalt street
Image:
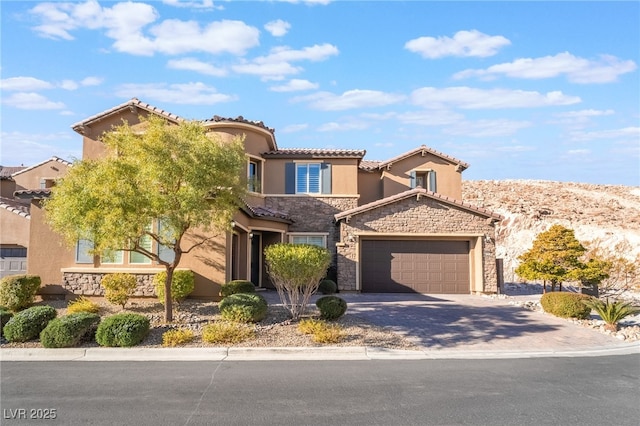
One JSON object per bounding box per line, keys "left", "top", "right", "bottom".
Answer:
{"left": 1, "top": 355, "right": 639, "bottom": 426}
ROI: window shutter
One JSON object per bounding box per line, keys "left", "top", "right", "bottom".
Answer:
{"left": 429, "top": 171, "right": 437, "bottom": 193}
{"left": 321, "top": 163, "right": 332, "bottom": 194}
{"left": 409, "top": 171, "right": 417, "bottom": 189}
{"left": 285, "top": 162, "right": 295, "bottom": 194}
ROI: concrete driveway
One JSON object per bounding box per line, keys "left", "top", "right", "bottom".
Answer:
{"left": 264, "top": 291, "right": 632, "bottom": 353}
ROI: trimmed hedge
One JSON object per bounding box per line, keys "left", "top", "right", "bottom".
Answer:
{"left": 154, "top": 270, "right": 195, "bottom": 305}
{"left": 220, "top": 280, "right": 256, "bottom": 298}
{"left": 0, "top": 275, "right": 42, "bottom": 312}
{"left": 219, "top": 293, "right": 268, "bottom": 323}
{"left": 95, "top": 313, "right": 150, "bottom": 347}
{"left": 318, "top": 280, "right": 337, "bottom": 295}
{"left": 540, "top": 292, "right": 592, "bottom": 319}
{"left": 0, "top": 306, "right": 14, "bottom": 338}
{"left": 316, "top": 296, "right": 347, "bottom": 320}
{"left": 40, "top": 312, "right": 100, "bottom": 348}
{"left": 3, "top": 305, "right": 57, "bottom": 342}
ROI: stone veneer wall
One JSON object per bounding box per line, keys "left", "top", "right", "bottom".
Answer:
{"left": 336, "top": 196, "right": 498, "bottom": 292}
{"left": 63, "top": 272, "right": 157, "bottom": 297}
{"left": 264, "top": 196, "right": 359, "bottom": 262}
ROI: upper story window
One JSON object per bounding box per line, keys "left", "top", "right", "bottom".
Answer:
{"left": 247, "top": 158, "right": 262, "bottom": 193}
{"left": 285, "top": 162, "right": 332, "bottom": 194}
{"left": 410, "top": 170, "right": 437, "bottom": 192}
{"left": 40, "top": 178, "right": 56, "bottom": 189}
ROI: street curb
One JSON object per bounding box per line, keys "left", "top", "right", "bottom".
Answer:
{"left": 2, "top": 342, "right": 639, "bottom": 362}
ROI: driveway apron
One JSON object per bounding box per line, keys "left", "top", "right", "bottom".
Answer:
{"left": 328, "top": 293, "right": 629, "bottom": 352}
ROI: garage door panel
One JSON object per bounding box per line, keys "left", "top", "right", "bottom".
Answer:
{"left": 361, "top": 240, "right": 470, "bottom": 293}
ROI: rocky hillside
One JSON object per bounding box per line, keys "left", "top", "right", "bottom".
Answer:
{"left": 462, "top": 180, "right": 640, "bottom": 282}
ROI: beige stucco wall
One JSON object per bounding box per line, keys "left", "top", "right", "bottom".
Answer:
{"left": 357, "top": 170, "right": 382, "bottom": 205}
{"left": 336, "top": 195, "right": 498, "bottom": 293}
{"left": 262, "top": 158, "right": 360, "bottom": 195}
{"left": 0, "top": 209, "right": 30, "bottom": 247}
{"left": 1, "top": 180, "right": 16, "bottom": 198}
{"left": 13, "top": 161, "right": 69, "bottom": 192}
{"left": 381, "top": 153, "right": 463, "bottom": 200}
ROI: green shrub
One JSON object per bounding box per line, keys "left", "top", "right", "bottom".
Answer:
{"left": 3, "top": 305, "right": 57, "bottom": 342}
{"left": 101, "top": 273, "right": 137, "bottom": 309}
{"left": 67, "top": 296, "right": 101, "bottom": 314}
{"left": 219, "top": 293, "right": 268, "bottom": 323}
{"left": 540, "top": 292, "right": 592, "bottom": 319}
{"left": 582, "top": 298, "right": 640, "bottom": 331}
{"left": 0, "top": 306, "right": 14, "bottom": 338}
{"left": 318, "top": 279, "right": 337, "bottom": 295}
{"left": 202, "top": 321, "right": 255, "bottom": 344}
{"left": 0, "top": 275, "right": 42, "bottom": 312}
{"left": 40, "top": 312, "right": 100, "bottom": 348}
{"left": 316, "top": 296, "right": 347, "bottom": 320}
{"left": 153, "top": 270, "right": 195, "bottom": 305}
{"left": 95, "top": 313, "right": 150, "bottom": 347}
{"left": 220, "top": 280, "right": 256, "bottom": 298}
{"left": 162, "top": 328, "right": 195, "bottom": 347}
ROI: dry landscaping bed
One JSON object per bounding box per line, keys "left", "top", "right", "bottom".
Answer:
{"left": 0, "top": 297, "right": 420, "bottom": 350}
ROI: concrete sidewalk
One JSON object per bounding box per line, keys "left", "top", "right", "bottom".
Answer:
{"left": 2, "top": 292, "right": 639, "bottom": 361}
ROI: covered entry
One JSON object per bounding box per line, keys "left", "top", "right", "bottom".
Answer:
{"left": 360, "top": 239, "right": 470, "bottom": 293}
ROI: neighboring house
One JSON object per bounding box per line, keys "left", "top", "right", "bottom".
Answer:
{"left": 0, "top": 158, "right": 70, "bottom": 279}
{"left": 22, "top": 98, "right": 502, "bottom": 298}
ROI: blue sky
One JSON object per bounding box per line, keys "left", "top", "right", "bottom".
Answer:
{"left": 1, "top": 0, "right": 638, "bottom": 185}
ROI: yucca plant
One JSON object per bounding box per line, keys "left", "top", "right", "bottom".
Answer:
{"left": 583, "top": 298, "right": 640, "bottom": 332}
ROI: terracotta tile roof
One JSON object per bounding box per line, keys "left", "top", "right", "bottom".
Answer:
{"left": 10, "top": 156, "right": 72, "bottom": 177}
{"left": 334, "top": 187, "right": 503, "bottom": 222}
{"left": 204, "top": 115, "right": 275, "bottom": 135}
{"left": 242, "top": 203, "right": 293, "bottom": 223}
{"left": 262, "top": 148, "right": 366, "bottom": 159}
{"left": 377, "top": 145, "right": 469, "bottom": 171}
{"left": 0, "top": 166, "right": 26, "bottom": 179}
{"left": 359, "top": 160, "right": 381, "bottom": 171}
{"left": 71, "top": 98, "right": 183, "bottom": 132}
{"left": 13, "top": 189, "right": 51, "bottom": 200}
{"left": 0, "top": 196, "right": 30, "bottom": 218}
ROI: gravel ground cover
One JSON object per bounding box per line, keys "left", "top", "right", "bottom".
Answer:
{"left": 0, "top": 297, "right": 420, "bottom": 350}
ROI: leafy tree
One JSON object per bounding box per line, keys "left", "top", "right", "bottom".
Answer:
{"left": 583, "top": 239, "right": 640, "bottom": 299}
{"left": 515, "top": 225, "right": 586, "bottom": 292}
{"left": 264, "top": 243, "right": 331, "bottom": 320}
{"left": 45, "top": 115, "right": 246, "bottom": 321}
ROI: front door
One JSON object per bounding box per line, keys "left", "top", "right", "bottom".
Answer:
{"left": 250, "top": 233, "right": 261, "bottom": 286}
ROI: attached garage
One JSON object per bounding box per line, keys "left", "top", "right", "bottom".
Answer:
{"left": 360, "top": 239, "right": 470, "bottom": 293}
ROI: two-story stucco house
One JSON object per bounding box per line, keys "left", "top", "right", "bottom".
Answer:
{"left": 21, "top": 98, "right": 502, "bottom": 299}
{"left": 1, "top": 158, "right": 71, "bottom": 279}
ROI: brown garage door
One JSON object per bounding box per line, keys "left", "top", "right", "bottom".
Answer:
{"left": 361, "top": 240, "right": 470, "bottom": 293}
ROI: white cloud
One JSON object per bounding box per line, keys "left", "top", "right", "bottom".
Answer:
{"left": 2, "top": 93, "right": 65, "bottom": 110}
{"left": 453, "top": 52, "right": 637, "bottom": 84}
{"left": 317, "top": 120, "right": 370, "bottom": 132}
{"left": 60, "top": 80, "right": 79, "bottom": 90}
{"left": 443, "top": 119, "right": 532, "bottom": 137}
{"left": 570, "top": 127, "right": 640, "bottom": 142}
{"left": 411, "top": 87, "right": 581, "bottom": 109}
{"left": 555, "top": 109, "right": 615, "bottom": 118}
{"left": 29, "top": 2, "right": 259, "bottom": 57}
{"left": 265, "top": 20, "right": 291, "bottom": 37}
{"left": 162, "top": 0, "right": 219, "bottom": 9}
{"left": 115, "top": 82, "right": 237, "bottom": 105}
{"left": 280, "top": 123, "right": 309, "bottom": 133}
{"left": 396, "top": 110, "right": 464, "bottom": 126}
{"left": 167, "top": 58, "right": 228, "bottom": 76}
{"left": 0, "top": 131, "right": 78, "bottom": 166}
{"left": 567, "top": 149, "right": 591, "bottom": 155}
{"left": 496, "top": 144, "right": 536, "bottom": 153}
{"left": 0, "top": 77, "right": 53, "bottom": 91}
{"left": 233, "top": 44, "right": 338, "bottom": 79}
{"left": 405, "top": 30, "right": 510, "bottom": 59}
{"left": 270, "top": 79, "right": 319, "bottom": 92}
{"left": 295, "top": 89, "right": 405, "bottom": 111}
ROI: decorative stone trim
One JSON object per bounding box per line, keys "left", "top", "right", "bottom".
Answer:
{"left": 62, "top": 271, "right": 159, "bottom": 297}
